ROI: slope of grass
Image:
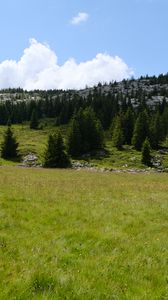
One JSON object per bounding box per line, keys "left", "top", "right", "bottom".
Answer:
{"left": 0, "top": 168, "right": 168, "bottom": 299}
{"left": 0, "top": 121, "right": 66, "bottom": 164}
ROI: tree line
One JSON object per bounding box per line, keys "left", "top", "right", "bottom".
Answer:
{"left": 1, "top": 101, "right": 168, "bottom": 167}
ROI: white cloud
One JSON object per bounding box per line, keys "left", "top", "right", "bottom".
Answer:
{"left": 71, "top": 12, "right": 89, "bottom": 25}
{"left": 0, "top": 39, "right": 134, "bottom": 90}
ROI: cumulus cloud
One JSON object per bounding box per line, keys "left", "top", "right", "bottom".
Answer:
{"left": 0, "top": 39, "right": 133, "bottom": 90}
{"left": 71, "top": 12, "right": 89, "bottom": 25}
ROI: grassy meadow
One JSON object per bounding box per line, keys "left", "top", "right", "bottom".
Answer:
{"left": 0, "top": 167, "right": 168, "bottom": 299}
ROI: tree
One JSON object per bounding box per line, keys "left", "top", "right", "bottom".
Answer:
{"left": 123, "top": 108, "right": 134, "bottom": 145}
{"left": 132, "top": 110, "right": 149, "bottom": 150}
{"left": 67, "top": 107, "right": 104, "bottom": 157}
{"left": 161, "top": 106, "right": 168, "bottom": 138}
{"left": 141, "top": 138, "right": 152, "bottom": 166}
{"left": 81, "top": 107, "right": 104, "bottom": 153}
{"left": 67, "top": 118, "right": 82, "bottom": 157}
{"left": 30, "top": 109, "right": 39, "bottom": 129}
{"left": 1, "top": 126, "right": 19, "bottom": 159}
{"left": 112, "top": 115, "right": 124, "bottom": 150}
{"left": 44, "top": 131, "right": 70, "bottom": 168}
{"left": 150, "top": 111, "right": 163, "bottom": 149}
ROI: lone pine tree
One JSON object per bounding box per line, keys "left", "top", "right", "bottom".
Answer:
{"left": 1, "top": 126, "right": 19, "bottom": 159}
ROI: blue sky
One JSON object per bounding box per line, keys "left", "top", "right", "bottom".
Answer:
{"left": 0, "top": 0, "right": 167, "bottom": 89}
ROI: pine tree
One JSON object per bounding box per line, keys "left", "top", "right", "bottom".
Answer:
{"left": 67, "top": 118, "right": 82, "bottom": 157}
{"left": 123, "top": 108, "right": 134, "bottom": 145}
{"left": 1, "top": 126, "right": 19, "bottom": 159}
{"left": 112, "top": 115, "right": 124, "bottom": 150}
{"left": 141, "top": 138, "right": 152, "bottom": 166}
{"left": 132, "top": 110, "right": 149, "bottom": 150}
{"left": 30, "top": 109, "right": 39, "bottom": 129}
{"left": 81, "top": 107, "right": 104, "bottom": 153}
{"left": 150, "top": 111, "right": 163, "bottom": 149}
{"left": 44, "top": 131, "right": 70, "bottom": 168}
{"left": 161, "top": 106, "right": 168, "bottom": 138}
{"left": 67, "top": 107, "right": 104, "bottom": 157}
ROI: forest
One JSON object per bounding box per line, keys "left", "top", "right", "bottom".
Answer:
{"left": 1, "top": 74, "right": 168, "bottom": 168}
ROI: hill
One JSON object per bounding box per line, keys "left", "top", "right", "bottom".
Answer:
{"left": 0, "top": 74, "right": 168, "bottom": 170}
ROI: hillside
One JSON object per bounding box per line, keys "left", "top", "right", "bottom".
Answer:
{"left": 1, "top": 74, "right": 168, "bottom": 105}
{"left": 0, "top": 74, "right": 168, "bottom": 170}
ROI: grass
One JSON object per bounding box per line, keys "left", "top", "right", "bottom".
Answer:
{"left": 0, "top": 121, "right": 66, "bottom": 165}
{"left": 0, "top": 167, "right": 168, "bottom": 299}
{"left": 88, "top": 142, "right": 145, "bottom": 170}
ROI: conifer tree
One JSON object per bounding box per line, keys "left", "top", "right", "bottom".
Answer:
{"left": 1, "top": 126, "right": 19, "bottom": 159}
{"left": 141, "top": 138, "right": 152, "bottom": 166}
{"left": 123, "top": 108, "right": 134, "bottom": 145}
{"left": 132, "top": 110, "right": 149, "bottom": 150}
{"left": 67, "top": 107, "right": 104, "bottom": 157}
{"left": 112, "top": 115, "right": 124, "bottom": 150}
{"left": 30, "top": 109, "right": 39, "bottom": 129}
{"left": 161, "top": 106, "right": 168, "bottom": 138}
{"left": 81, "top": 107, "right": 104, "bottom": 153}
{"left": 67, "top": 118, "right": 82, "bottom": 157}
{"left": 150, "top": 111, "right": 163, "bottom": 149}
{"left": 44, "top": 131, "right": 70, "bottom": 168}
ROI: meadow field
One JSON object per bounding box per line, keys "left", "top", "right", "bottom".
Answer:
{"left": 0, "top": 167, "right": 168, "bottom": 299}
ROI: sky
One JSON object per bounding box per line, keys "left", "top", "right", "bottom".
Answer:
{"left": 0, "top": 0, "right": 167, "bottom": 90}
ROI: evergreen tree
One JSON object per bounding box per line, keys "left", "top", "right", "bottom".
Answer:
{"left": 112, "top": 115, "right": 124, "bottom": 150}
{"left": 141, "top": 138, "right": 152, "bottom": 166}
{"left": 1, "top": 126, "right": 19, "bottom": 159}
{"left": 67, "top": 107, "right": 104, "bottom": 157}
{"left": 44, "top": 131, "right": 70, "bottom": 168}
{"left": 67, "top": 118, "right": 82, "bottom": 157}
{"left": 81, "top": 107, "right": 104, "bottom": 153}
{"left": 30, "top": 109, "right": 39, "bottom": 129}
{"left": 161, "top": 106, "right": 168, "bottom": 138}
{"left": 132, "top": 110, "right": 149, "bottom": 150}
{"left": 123, "top": 108, "right": 134, "bottom": 145}
{"left": 150, "top": 111, "right": 163, "bottom": 149}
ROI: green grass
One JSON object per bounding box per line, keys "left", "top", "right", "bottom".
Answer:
{"left": 0, "top": 168, "right": 168, "bottom": 299}
{"left": 0, "top": 121, "right": 66, "bottom": 164}
{"left": 88, "top": 141, "right": 145, "bottom": 170}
